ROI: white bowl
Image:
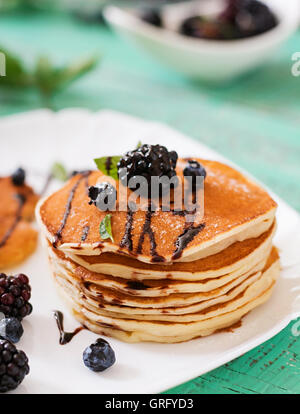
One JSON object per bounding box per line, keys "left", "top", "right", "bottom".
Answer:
{"left": 104, "top": 0, "right": 300, "bottom": 82}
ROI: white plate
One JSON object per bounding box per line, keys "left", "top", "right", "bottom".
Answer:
{"left": 1, "top": 109, "right": 300, "bottom": 394}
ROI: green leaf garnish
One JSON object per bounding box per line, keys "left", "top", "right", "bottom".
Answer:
{"left": 94, "top": 156, "right": 121, "bottom": 180}
{"left": 34, "top": 54, "right": 99, "bottom": 98}
{"left": 0, "top": 46, "right": 99, "bottom": 106}
{"left": 137, "top": 140, "right": 142, "bottom": 148}
{"left": 51, "top": 162, "right": 68, "bottom": 182}
{"left": 0, "top": 47, "right": 32, "bottom": 87}
{"left": 99, "top": 214, "right": 114, "bottom": 243}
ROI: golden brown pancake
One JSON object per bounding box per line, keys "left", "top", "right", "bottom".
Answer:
{"left": 66, "top": 221, "right": 275, "bottom": 280}
{"left": 37, "top": 159, "right": 277, "bottom": 263}
{"left": 37, "top": 155, "right": 279, "bottom": 344}
{"left": 52, "top": 248, "right": 280, "bottom": 343}
{"left": 0, "top": 176, "right": 39, "bottom": 269}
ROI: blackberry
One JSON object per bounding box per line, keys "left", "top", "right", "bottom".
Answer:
{"left": 11, "top": 168, "right": 26, "bottom": 187}
{"left": 181, "top": 17, "right": 223, "bottom": 40}
{"left": 0, "top": 339, "right": 29, "bottom": 393}
{"left": 237, "top": 0, "right": 277, "bottom": 37}
{"left": 181, "top": 0, "right": 277, "bottom": 41}
{"left": 83, "top": 338, "right": 116, "bottom": 372}
{"left": 220, "top": 0, "right": 277, "bottom": 38}
{"left": 117, "top": 144, "right": 178, "bottom": 193}
{"left": 0, "top": 318, "right": 23, "bottom": 344}
{"left": 88, "top": 183, "right": 117, "bottom": 211}
{"left": 0, "top": 273, "right": 32, "bottom": 321}
{"left": 140, "top": 9, "right": 162, "bottom": 27}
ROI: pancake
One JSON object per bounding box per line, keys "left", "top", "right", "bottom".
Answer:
{"left": 48, "top": 244, "right": 267, "bottom": 296}
{"left": 0, "top": 176, "right": 39, "bottom": 269}
{"left": 51, "top": 246, "right": 278, "bottom": 312}
{"left": 37, "top": 151, "right": 279, "bottom": 344}
{"left": 37, "top": 159, "right": 277, "bottom": 264}
{"left": 53, "top": 248, "right": 280, "bottom": 343}
{"left": 66, "top": 221, "right": 276, "bottom": 281}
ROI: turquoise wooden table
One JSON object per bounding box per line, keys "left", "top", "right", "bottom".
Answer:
{"left": 0, "top": 10, "right": 300, "bottom": 394}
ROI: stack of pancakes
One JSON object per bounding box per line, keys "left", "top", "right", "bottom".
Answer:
{"left": 37, "top": 159, "right": 279, "bottom": 343}
{"left": 0, "top": 176, "right": 38, "bottom": 269}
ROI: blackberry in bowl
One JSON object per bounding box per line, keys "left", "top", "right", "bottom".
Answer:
{"left": 104, "top": 0, "right": 299, "bottom": 81}
{"left": 181, "top": 0, "right": 278, "bottom": 41}
{"left": 117, "top": 144, "right": 178, "bottom": 196}
{"left": 140, "top": 8, "right": 162, "bottom": 28}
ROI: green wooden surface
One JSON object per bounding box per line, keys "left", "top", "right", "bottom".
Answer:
{"left": 0, "top": 10, "right": 300, "bottom": 394}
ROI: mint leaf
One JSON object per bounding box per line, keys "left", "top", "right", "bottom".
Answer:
{"left": 51, "top": 162, "right": 68, "bottom": 182}
{"left": 35, "top": 54, "right": 99, "bottom": 97}
{"left": 99, "top": 214, "right": 114, "bottom": 243}
{"left": 94, "top": 156, "right": 121, "bottom": 180}
{"left": 0, "top": 47, "right": 32, "bottom": 87}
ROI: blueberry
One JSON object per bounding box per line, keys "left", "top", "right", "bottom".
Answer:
{"left": 11, "top": 168, "right": 26, "bottom": 187}
{"left": 88, "top": 183, "right": 116, "bottom": 211}
{"left": 0, "top": 318, "right": 24, "bottom": 344}
{"left": 140, "top": 9, "right": 162, "bottom": 27}
{"left": 83, "top": 338, "right": 116, "bottom": 372}
{"left": 184, "top": 160, "right": 207, "bottom": 180}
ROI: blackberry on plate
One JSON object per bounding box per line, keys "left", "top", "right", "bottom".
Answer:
{"left": 0, "top": 318, "right": 23, "bottom": 344}
{"left": 140, "top": 9, "right": 162, "bottom": 27}
{"left": 117, "top": 144, "right": 178, "bottom": 193}
{"left": 0, "top": 339, "right": 29, "bottom": 393}
{"left": 83, "top": 338, "right": 116, "bottom": 372}
{"left": 0, "top": 273, "right": 32, "bottom": 321}
{"left": 11, "top": 168, "right": 26, "bottom": 187}
{"left": 88, "top": 182, "right": 117, "bottom": 211}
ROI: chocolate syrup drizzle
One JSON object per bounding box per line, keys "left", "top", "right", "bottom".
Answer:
{"left": 136, "top": 208, "right": 164, "bottom": 262}
{"left": 53, "top": 310, "right": 84, "bottom": 345}
{"left": 53, "top": 172, "right": 90, "bottom": 248}
{"left": 0, "top": 193, "right": 26, "bottom": 248}
{"left": 105, "top": 157, "right": 112, "bottom": 175}
{"left": 172, "top": 223, "right": 206, "bottom": 260}
{"left": 126, "top": 280, "right": 150, "bottom": 290}
{"left": 119, "top": 208, "right": 134, "bottom": 251}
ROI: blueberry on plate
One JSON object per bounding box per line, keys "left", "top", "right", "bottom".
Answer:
{"left": 83, "top": 338, "right": 116, "bottom": 372}
{"left": 0, "top": 318, "right": 23, "bottom": 344}
{"left": 11, "top": 168, "right": 26, "bottom": 187}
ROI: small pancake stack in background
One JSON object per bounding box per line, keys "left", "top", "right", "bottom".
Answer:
{"left": 0, "top": 172, "right": 39, "bottom": 270}
{"left": 37, "top": 158, "right": 279, "bottom": 343}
